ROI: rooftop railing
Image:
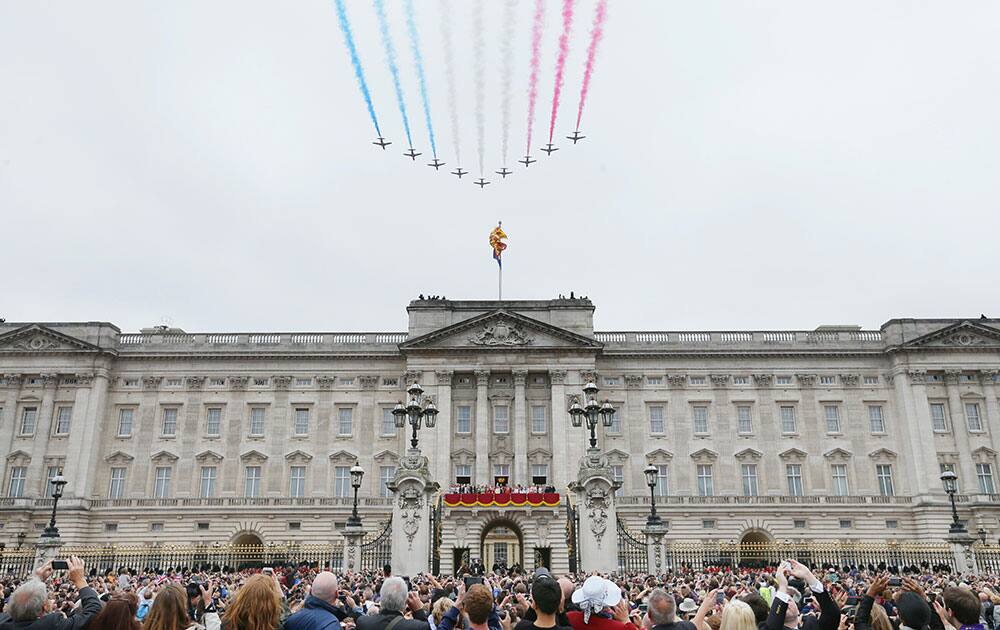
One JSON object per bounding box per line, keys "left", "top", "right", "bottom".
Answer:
{"left": 118, "top": 332, "right": 408, "bottom": 348}
{"left": 594, "top": 330, "right": 883, "bottom": 347}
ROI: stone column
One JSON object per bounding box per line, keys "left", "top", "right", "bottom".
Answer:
{"left": 569, "top": 449, "right": 619, "bottom": 572}
{"left": 979, "top": 371, "right": 1000, "bottom": 456}
{"left": 513, "top": 370, "right": 528, "bottom": 485}
{"left": 474, "top": 370, "right": 491, "bottom": 485}
{"left": 549, "top": 370, "right": 568, "bottom": 491}
{"left": 944, "top": 371, "right": 978, "bottom": 488}
{"left": 68, "top": 371, "right": 110, "bottom": 499}
{"left": 435, "top": 371, "right": 454, "bottom": 483}
{"left": 387, "top": 450, "right": 439, "bottom": 576}
{"left": 2, "top": 375, "right": 23, "bottom": 472}
{"left": 644, "top": 521, "right": 668, "bottom": 574}
{"left": 894, "top": 370, "right": 939, "bottom": 496}
{"left": 35, "top": 535, "right": 65, "bottom": 568}
{"left": 947, "top": 530, "right": 978, "bottom": 574}
{"left": 342, "top": 524, "right": 364, "bottom": 571}
{"left": 26, "top": 375, "right": 59, "bottom": 496}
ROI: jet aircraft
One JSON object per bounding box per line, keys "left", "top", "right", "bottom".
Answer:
{"left": 451, "top": 167, "right": 468, "bottom": 179}
{"left": 541, "top": 143, "right": 559, "bottom": 155}
{"left": 428, "top": 158, "right": 446, "bottom": 170}
{"left": 373, "top": 137, "right": 392, "bottom": 149}
{"left": 518, "top": 155, "right": 536, "bottom": 167}
{"left": 566, "top": 131, "right": 585, "bottom": 144}
{"left": 404, "top": 148, "right": 422, "bottom": 160}
{"left": 496, "top": 168, "right": 512, "bottom": 179}
{"left": 474, "top": 178, "right": 490, "bottom": 189}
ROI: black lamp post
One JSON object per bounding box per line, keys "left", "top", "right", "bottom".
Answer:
{"left": 347, "top": 462, "right": 365, "bottom": 528}
{"left": 41, "top": 469, "right": 68, "bottom": 538}
{"left": 940, "top": 470, "right": 966, "bottom": 534}
{"left": 16, "top": 532, "right": 25, "bottom": 549}
{"left": 568, "top": 381, "right": 615, "bottom": 449}
{"left": 392, "top": 382, "right": 438, "bottom": 450}
{"left": 643, "top": 464, "right": 663, "bottom": 527}
{"left": 978, "top": 528, "right": 988, "bottom": 546}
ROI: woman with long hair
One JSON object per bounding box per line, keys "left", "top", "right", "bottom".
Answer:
{"left": 221, "top": 574, "right": 284, "bottom": 630}
{"left": 143, "top": 581, "right": 220, "bottom": 630}
{"left": 92, "top": 592, "right": 141, "bottom": 630}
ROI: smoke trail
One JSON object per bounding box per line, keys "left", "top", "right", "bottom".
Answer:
{"left": 404, "top": 0, "right": 437, "bottom": 157}
{"left": 575, "top": 0, "right": 608, "bottom": 130}
{"left": 547, "top": 0, "right": 574, "bottom": 144}
{"left": 440, "top": 0, "right": 462, "bottom": 166}
{"left": 333, "top": 0, "right": 381, "bottom": 137}
{"left": 524, "top": 0, "right": 544, "bottom": 156}
{"left": 373, "top": 0, "right": 413, "bottom": 147}
{"left": 473, "top": 0, "right": 485, "bottom": 175}
{"left": 499, "top": 0, "right": 517, "bottom": 165}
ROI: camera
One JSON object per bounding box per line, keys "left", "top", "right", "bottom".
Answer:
{"left": 888, "top": 578, "right": 902, "bottom": 587}
{"left": 186, "top": 579, "right": 204, "bottom": 598}
{"left": 465, "top": 576, "right": 484, "bottom": 588}
{"left": 51, "top": 560, "right": 69, "bottom": 570}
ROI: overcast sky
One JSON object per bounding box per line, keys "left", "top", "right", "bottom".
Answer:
{"left": 1, "top": 1, "right": 998, "bottom": 333}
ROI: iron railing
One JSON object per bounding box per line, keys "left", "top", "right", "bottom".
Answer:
{"left": 361, "top": 518, "right": 392, "bottom": 572}
{"left": 617, "top": 517, "right": 647, "bottom": 573}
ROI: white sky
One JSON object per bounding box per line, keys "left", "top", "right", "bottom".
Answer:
{"left": 1, "top": 1, "right": 998, "bottom": 333}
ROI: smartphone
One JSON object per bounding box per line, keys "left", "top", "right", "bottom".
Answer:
{"left": 465, "top": 576, "right": 484, "bottom": 588}
{"left": 51, "top": 560, "right": 69, "bottom": 570}
{"left": 716, "top": 591, "right": 725, "bottom": 605}
{"left": 262, "top": 567, "right": 274, "bottom": 576}
{"left": 888, "top": 578, "right": 902, "bottom": 587}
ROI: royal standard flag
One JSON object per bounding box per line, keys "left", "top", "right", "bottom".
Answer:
{"left": 489, "top": 223, "right": 508, "bottom": 268}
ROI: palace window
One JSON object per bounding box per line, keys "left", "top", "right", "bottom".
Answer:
{"left": 741, "top": 464, "right": 758, "bottom": 497}
{"left": 864, "top": 376, "right": 880, "bottom": 385}
{"left": 607, "top": 407, "right": 622, "bottom": 434}
{"left": 977, "top": 463, "right": 996, "bottom": 495}
{"left": 456, "top": 406, "right": 472, "bottom": 434}
{"left": 334, "top": 466, "right": 350, "bottom": 497}
{"left": 295, "top": 378, "right": 312, "bottom": 387}
{"left": 876, "top": 464, "right": 894, "bottom": 496}
{"left": 780, "top": 406, "right": 797, "bottom": 433}
{"left": 930, "top": 403, "right": 948, "bottom": 431}
{"left": 831, "top": 464, "right": 849, "bottom": 496}
{"left": 611, "top": 465, "right": 624, "bottom": 497}
{"left": 209, "top": 378, "right": 226, "bottom": 387}
{"left": 249, "top": 407, "right": 266, "bottom": 436}
{"left": 965, "top": 403, "right": 983, "bottom": 432}
{"left": 868, "top": 405, "right": 886, "bottom": 433}
{"left": 8, "top": 467, "right": 26, "bottom": 498}
{"left": 54, "top": 406, "right": 72, "bottom": 435}
{"left": 200, "top": 466, "right": 216, "bottom": 498}
{"left": 493, "top": 406, "right": 510, "bottom": 434}
{"left": 290, "top": 466, "right": 306, "bottom": 497}
{"left": 455, "top": 464, "right": 471, "bottom": 484}
{"left": 165, "top": 378, "right": 182, "bottom": 387}
{"left": 162, "top": 408, "right": 178, "bottom": 436}
{"left": 337, "top": 408, "right": 353, "bottom": 436}
{"left": 737, "top": 405, "right": 753, "bottom": 434}
{"left": 244, "top": 466, "right": 261, "bottom": 497}
{"left": 109, "top": 467, "right": 126, "bottom": 499}
{"left": 689, "top": 376, "right": 706, "bottom": 385}
{"left": 153, "top": 467, "right": 172, "bottom": 498}
{"left": 839, "top": 519, "right": 852, "bottom": 529}
{"left": 697, "top": 464, "right": 714, "bottom": 496}
{"left": 702, "top": 519, "right": 716, "bottom": 529}
{"left": 649, "top": 406, "right": 665, "bottom": 434}
{"left": 733, "top": 376, "right": 749, "bottom": 386}
{"left": 379, "top": 466, "right": 396, "bottom": 498}
{"left": 381, "top": 408, "right": 395, "bottom": 436}
{"left": 293, "top": 408, "right": 310, "bottom": 436}
{"left": 886, "top": 520, "right": 898, "bottom": 529}
{"left": 820, "top": 376, "right": 836, "bottom": 385}
{"left": 786, "top": 464, "right": 803, "bottom": 496}
{"left": 647, "top": 377, "right": 663, "bottom": 386}
{"left": 794, "top": 520, "right": 806, "bottom": 529}
{"left": 20, "top": 407, "right": 37, "bottom": 435}
{"left": 604, "top": 377, "right": 620, "bottom": 386}
{"left": 531, "top": 464, "right": 549, "bottom": 485}
{"left": 531, "top": 406, "right": 546, "bottom": 433}
{"left": 654, "top": 464, "right": 669, "bottom": 497}
{"left": 151, "top": 522, "right": 164, "bottom": 532}
{"left": 692, "top": 406, "right": 709, "bottom": 434}
{"left": 206, "top": 408, "right": 222, "bottom": 436}
{"left": 776, "top": 376, "right": 793, "bottom": 386}
{"left": 824, "top": 405, "right": 841, "bottom": 433}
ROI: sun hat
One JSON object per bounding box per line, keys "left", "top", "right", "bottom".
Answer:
{"left": 679, "top": 598, "right": 698, "bottom": 613}
{"left": 571, "top": 575, "right": 623, "bottom": 622}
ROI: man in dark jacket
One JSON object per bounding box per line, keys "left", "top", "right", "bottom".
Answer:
{"left": 356, "top": 577, "right": 429, "bottom": 630}
{"left": 286, "top": 571, "right": 360, "bottom": 630}
{"left": 764, "top": 560, "right": 840, "bottom": 630}
{"left": 0, "top": 557, "right": 101, "bottom": 630}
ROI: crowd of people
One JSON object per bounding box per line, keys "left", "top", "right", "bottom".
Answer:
{"left": 2, "top": 556, "right": 1000, "bottom": 630}
{"left": 446, "top": 485, "right": 558, "bottom": 495}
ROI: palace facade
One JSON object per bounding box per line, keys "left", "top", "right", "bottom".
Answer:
{"left": 2, "top": 298, "right": 1000, "bottom": 572}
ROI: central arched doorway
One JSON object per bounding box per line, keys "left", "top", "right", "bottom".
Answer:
{"left": 231, "top": 532, "right": 264, "bottom": 546}
{"left": 738, "top": 529, "right": 773, "bottom": 568}
{"left": 481, "top": 519, "right": 524, "bottom": 571}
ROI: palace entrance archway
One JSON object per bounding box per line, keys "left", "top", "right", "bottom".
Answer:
{"left": 481, "top": 519, "right": 524, "bottom": 571}
{"left": 231, "top": 532, "right": 264, "bottom": 546}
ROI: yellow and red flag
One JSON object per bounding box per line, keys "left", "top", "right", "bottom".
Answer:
{"left": 489, "top": 222, "right": 508, "bottom": 268}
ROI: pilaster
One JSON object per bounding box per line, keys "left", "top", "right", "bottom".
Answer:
{"left": 435, "top": 370, "right": 454, "bottom": 483}
{"left": 387, "top": 450, "right": 440, "bottom": 575}
{"left": 570, "top": 448, "right": 619, "bottom": 572}
{"left": 944, "top": 370, "right": 978, "bottom": 488}
{"left": 25, "top": 375, "right": 59, "bottom": 496}
{"left": 513, "top": 370, "right": 528, "bottom": 484}
{"left": 475, "top": 370, "right": 490, "bottom": 484}
{"left": 549, "top": 370, "right": 568, "bottom": 491}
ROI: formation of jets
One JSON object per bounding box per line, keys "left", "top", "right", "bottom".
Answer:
{"left": 373, "top": 130, "right": 585, "bottom": 187}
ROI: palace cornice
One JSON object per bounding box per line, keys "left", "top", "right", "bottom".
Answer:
{"left": 600, "top": 349, "right": 888, "bottom": 360}
{"left": 115, "top": 352, "right": 404, "bottom": 361}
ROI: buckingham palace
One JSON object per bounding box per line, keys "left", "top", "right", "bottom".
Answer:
{"left": 2, "top": 297, "right": 1000, "bottom": 572}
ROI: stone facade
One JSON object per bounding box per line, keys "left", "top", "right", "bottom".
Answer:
{"left": 1, "top": 299, "right": 1000, "bottom": 572}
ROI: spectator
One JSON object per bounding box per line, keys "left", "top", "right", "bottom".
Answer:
{"left": 144, "top": 582, "right": 220, "bottom": 630}
{"left": 438, "top": 584, "right": 500, "bottom": 630}
{"left": 222, "top": 574, "right": 284, "bottom": 630}
{"left": 356, "top": 577, "right": 430, "bottom": 630}
{"left": 285, "top": 572, "right": 350, "bottom": 630}
{"left": 937, "top": 587, "right": 985, "bottom": 630}
{"left": 90, "top": 592, "right": 140, "bottom": 630}
{"left": 736, "top": 592, "right": 768, "bottom": 628}
{"left": 0, "top": 557, "right": 101, "bottom": 630}
{"left": 430, "top": 597, "right": 455, "bottom": 630}
{"left": 763, "top": 560, "right": 839, "bottom": 630}
{"left": 567, "top": 576, "right": 638, "bottom": 630}
{"left": 516, "top": 576, "right": 570, "bottom": 630}
{"left": 853, "top": 576, "right": 893, "bottom": 630}
{"left": 646, "top": 588, "right": 695, "bottom": 630}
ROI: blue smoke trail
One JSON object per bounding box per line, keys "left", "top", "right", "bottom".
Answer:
{"left": 404, "top": 0, "right": 437, "bottom": 158}
{"left": 374, "top": 0, "right": 413, "bottom": 147}
{"left": 333, "top": 0, "right": 381, "bottom": 137}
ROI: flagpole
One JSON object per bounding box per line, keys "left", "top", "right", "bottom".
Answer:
{"left": 498, "top": 264, "right": 503, "bottom": 301}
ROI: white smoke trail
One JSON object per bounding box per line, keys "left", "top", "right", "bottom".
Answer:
{"left": 440, "top": 0, "right": 462, "bottom": 167}
{"left": 499, "top": 0, "right": 517, "bottom": 166}
{"left": 473, "top": 0, "right": 485, "bottom": 176}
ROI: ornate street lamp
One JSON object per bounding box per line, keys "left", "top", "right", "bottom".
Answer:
{"left": 392, "top": 382, "right": 438, "bottom": 451}
{"left": 978, "top": 528, "right": 988, "bottom": 546}
{"left": 40, "top": 469, "right": 68, "bottom": 538}
{"left": 568, "top": 381, "right": 615, "bottom": 449}
{"left": 16, "top": 532, "right": 25, "bottom": 549}
{"left": 347, "top": 462, "right": 365, "bottom": 527}
{"left": 644, "top": 464, "right": 663, "bottom": 527}
{"left": 940, "top": 470, "right": 966, "bottom": 534}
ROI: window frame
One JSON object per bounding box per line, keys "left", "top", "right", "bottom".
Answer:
{"left": 823, "top": 404, "right": 842, "bottom": 434}
{"left": 200, "top": 466, "right": 217, "bottom": 498}
{"left": 161, "top": 406, "right": 179, "bottom": 437}
{"left": 455, "top": 405, "right": 472, "bottom": 434}
{"left": 786, "top": 463, "right": 804, "bottom": 496}
{"left": 205, "top": 407, "right": 222, "bottom": 437}
{"left": 109, "top": 467, "right": 126, "bottom": 499}
{"left": 736, "top": 405, "right": 753, "bottom": 434}
{"left": 831, "top": 463, "right": 849, "bottom": 496}
{"left": 493, "top": 405, "right": 510, "bottom": 434}
{"left": 965, "top": 402, "right": 984, "bottom": 432}
{"left": 741, "top": 463, "right": 759, "bottom": 497}
{"left": 244, "top": 465, "right": 262, "bottom": 497}
{"left": 292, "top": 407, "right": 310, "bottom": 436}
{"left": 530, "top": 405, "right": 547, "bottom": 434}
{"left": 19, "top": 406, "right": 38, "bottom": 436}
{"left": 248, "top": 406, "right": 267, "bottom": 437}
{"left": 696, "top": 464, "right": 714, "bottom": 496}
{"left": 117, "top": 407, "right": 135, "bottom": 438}
{"left": 692, "top": 405, "right": 709, "bottom": 435}
{"left": 8, "top": 466, "right": 27, "bottom": 497}
{"left": 153, "top": 466, "right": 172, "bottom": 498}
{"left": 868, "top": 405, "right": 886, "bottom": 434}
{"left": 53, "top": 406, "right": 73, "bottom": 435}
{"left": 876, "top": 464, "right": 894, "bottom": 496}
{"left": 648, "top": 405, "right": 665, "bottom": 435}
{"left": 289, "top": 465, "right": 306, "bottom": 497}
{"left": 337, "top": 407, "right": 354, "bottom": 437}
{"left": 779, "top": 405, "right": 797, "bottom": 434}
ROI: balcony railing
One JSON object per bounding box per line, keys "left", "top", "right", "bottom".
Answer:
{"left": 594, "top": 330, "right": 883, "bottom": 348}
{"left": 615, "top": 494, "right": 915, "bottom": 506}
{"left": 117, "top": 333, "right": 408, "bottom": 348}
{"left": 0, "top": 496, "right": 395, "bottom": 510}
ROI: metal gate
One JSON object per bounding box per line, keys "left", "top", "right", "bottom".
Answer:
{"left": 617, "top": 517, "right": 646, "bottom": 573}
{"left": 361, "top": 518, "right": 392, "bottom": 571}
{"left": 429, "top": 498, "right": 442, "bottom": 574}
{"left": 565, "top": 502, "right": 580, "bottom": 573}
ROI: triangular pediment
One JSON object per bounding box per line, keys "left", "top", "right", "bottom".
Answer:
{"left": 0, "top": 324, "right": 103, "bottom": 354}
{"left": 399, "top": 310, "right": 602, "bottom": 352}
{"left": 329, "top": 449, "right": 358, "bottom": 463}
{"left": 779, "top": 448, "right": 808, "bottom": 461}
{"left": 901, "top": 321, "right": 1000, "bottom": 350}
{"left": 528, "top": 447, "right": 552, "bottom": 459}
{"left": 868, "top": 448, "right": 897, "bottom": 461}
{"left": 645, "top": 449, "right": 674, "bottom": 462}
{"left": 373, "top": 450, "right": 399, "bottom": 463}
{"left": 284, "top": 449, "right": 313, "bottom": 462}
{"left": 105, "top": 450, "right": 135, "bottom": 464}
{"left": 690, "top": 448, "right": 718, "bottom": 462}
{"left": 6, "top": 450, "right": 31, "bottom": 463}
{"left": 823, "top": 448, "right": 853, "bottom": 460}
{"left": 195, "top": 450, "right": 224, "bottom": 462}
{"left": 151, "top": 450, "right": 179, "bottom": 463}
{"left": 239, "top": 449, "right": 268, "bottom": 462}
{"left": 734, "top": 448, "right": 763, "bottom": 461}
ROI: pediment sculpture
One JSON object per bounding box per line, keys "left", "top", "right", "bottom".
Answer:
{"left": 468, "top": 320, "right": 534, "bottom": 346}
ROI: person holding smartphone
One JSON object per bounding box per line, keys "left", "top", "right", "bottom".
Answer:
{"left": 764, "top": 560, "right": 841, "bottom": 630}
{"left": 0, "top": 557, "right": 102, "bottom": 630}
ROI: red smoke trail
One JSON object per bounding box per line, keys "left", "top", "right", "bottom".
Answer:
{"left": 575, "top": 0, "right": 607, "bottom": 131}
{"left": 547, "top": 0, "right": 574, "bottom": 144}
{"left": 525, "top": 0, "right": 544, "bottom": 156}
